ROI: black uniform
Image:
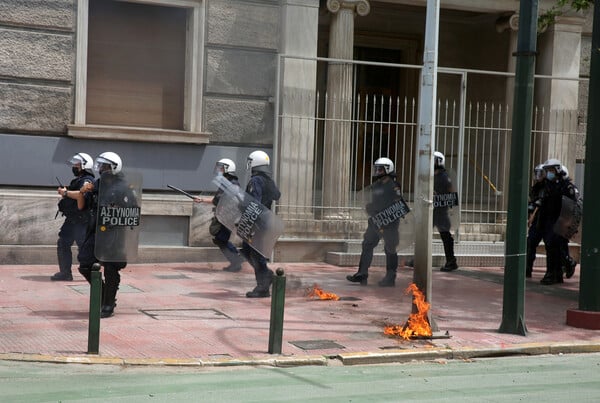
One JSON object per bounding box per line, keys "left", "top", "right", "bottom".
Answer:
{"left": 538, "top": 176, "right": 579, "bottom": 284}
{"left": 211, "top": 173, "right": 244, "bottom": 271}
{"left": 78, "top": 173, "right": 137, "bottom": 317}
{"left": 526, "top": 180, "right": 546, "bottom": 277}
{"left": 52, "top": 171, "right": 94, "bottom": 281}
{"left": 433, "top": 167, "right": 458, "bottom": 271}
{"left": 347, "top": 173, "right": 404, "bottom": 286}
{"left": 241, "top": 166, "right": 281, "bottom": 298}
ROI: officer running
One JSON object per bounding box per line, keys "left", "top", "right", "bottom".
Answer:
{"left": 194, "top": 158, "right": 244, "bottom": 272}
{"left": 75, "top": 152, "right": 138, "bottom": 317}
{"left": 347, "top": 157, "right": 405, "bottom": 287}
{"left": 241, "top": 150, "right": 281, "bottom": 298}
{"left": 52, "top": 153, "right": 95, "bottom": 281}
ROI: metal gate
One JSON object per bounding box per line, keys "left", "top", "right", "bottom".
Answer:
{"left": 274, "top": 55, "right": 586, "bottom": 241}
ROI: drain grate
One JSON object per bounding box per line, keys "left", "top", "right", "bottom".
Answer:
{"left": 289, "top": 339, "right": 345, "bottom": 350}
{"left": 153, "top": 273, "right": 190, "bottom": 280}
{"left": 339, "top": 296, "right": 361, "bottom": 301}
{"left": 69, "top": 284, "right": 142, "bottom": 294}
{"left": 140, "top": 308, "right": 232, "bottom": 320}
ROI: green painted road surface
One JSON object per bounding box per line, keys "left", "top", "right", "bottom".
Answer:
{"left": 1, "top": 353, "right": 600, "bottom": 402}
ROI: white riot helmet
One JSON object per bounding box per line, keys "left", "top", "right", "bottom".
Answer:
{"left": 542, "top": 158, "right": 563, "bottom": 175}
{"left": 216, "top": 158, "right": 236, "bottom": 174}
{"left": 94, "top": 151, "right": 122, "bottom": 174}
{"left": 247, "top": 150, "right": 270, "bottom": 170}
{"left": 562, "top": 165, "right": 569, "bottom": 179}
{"left": 68, "top": 152, "right": 93, "bottom": 171}
{"left": 434, "top": 151, "right": 445, "bottom": 168}
{"left": 373, "top": 157, "right": 395, "bottom": 178}
{"left": 534, "top": 164, "right": 545, "bottom": 181}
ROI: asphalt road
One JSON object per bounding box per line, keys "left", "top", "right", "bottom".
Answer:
{"left": 1, "top": 353, "right": 600, "bottom": 402}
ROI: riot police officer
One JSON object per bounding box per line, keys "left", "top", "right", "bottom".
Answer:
{"left": 347, "top": 157, "right": 404, "bottom": 287}
{"left": 526, "top": 164, "right": 546, "bottom": 278}
{"left": 241, "top": 150, "right": 281, "bottom": 298}
{"left": 52, "top": 153, "right": 95, "bottom": 281}
{"left": 538, "top": 159, "right": 579, "bottom": 285}
{"left": 194, "top": 158, "right": 244, "bottom": 272}
{"left": 559, "top": 165, "right": 578, "bottom": 279}
{"left": 76, "top": 152, "right": 135, "bottom": 317}
{"left": 433, "top": 151, "right": 458, "bottom": 272}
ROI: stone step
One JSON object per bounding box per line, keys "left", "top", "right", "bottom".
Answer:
{"left": 325, "top": 251, "right": 547, "bottom": 268}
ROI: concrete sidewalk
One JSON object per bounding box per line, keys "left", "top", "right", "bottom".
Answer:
{"left": 1, "top": 262, "right": 599, "bottom": 367}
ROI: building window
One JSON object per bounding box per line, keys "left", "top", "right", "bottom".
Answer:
{"left": 70, "top": 0, "right": 208, "bottom": 144}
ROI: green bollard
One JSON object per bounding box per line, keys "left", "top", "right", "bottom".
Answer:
{"left": 87, "top": 263, "right": 102, "bottom": 354}
{"left": 268, "top": 268, "right": 286, "bottom": 354}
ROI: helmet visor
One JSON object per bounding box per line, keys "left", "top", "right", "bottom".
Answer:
{"left": 94, "top": 157, "right": 115, "bottom": 174}
{"left": 373, "top": 165, "right": 387, "bottom": 176}
{"left": 214, "top": 162, "right": 227, "bottom": 175}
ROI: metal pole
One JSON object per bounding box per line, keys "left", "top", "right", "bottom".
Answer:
{"left": 577, "top": 2, "right": 600, "bottom": 312}
{"left": 499, "top": 0, "right": 538, "bottom": 336}
{"left": 268, "top": 268, "right": 286, "bottom": 354}
{"left": 413, "top": 0, "right": 439, "bottom": 328}
{"left": 87, "top": 263, "right": 102, "bottom": 354}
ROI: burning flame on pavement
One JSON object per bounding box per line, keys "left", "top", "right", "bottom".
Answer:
{"left": 384, "top": 283, "right": 432, "bottom": 340}
{"left": 307, "top": 284, "right": 340, "bottom": 301}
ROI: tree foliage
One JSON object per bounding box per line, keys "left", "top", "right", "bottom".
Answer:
{"left": 538, "top": 0, "right": 594, "bottom": 32}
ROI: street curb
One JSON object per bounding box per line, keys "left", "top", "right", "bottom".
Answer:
{"left": 2, "top": 341, "right": 600, "bottom": 367}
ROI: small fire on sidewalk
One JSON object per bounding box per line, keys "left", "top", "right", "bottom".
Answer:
{"left": 384, "top": 283, "right": 432, "bottom": 340}
{"left": 307, "top": 284, "right": 340, "bottom": 301}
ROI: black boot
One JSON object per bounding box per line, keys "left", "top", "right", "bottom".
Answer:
{"left": 346, "top": 272, "right": 368, "bottom": 285}
{"left": 440, "top": 232, "right": 458, "bottom": 272}
{"left": 378, "top": 251, "right": 398, "bottom": 286}
{"left": 50, "top": 271, "right": 73, "bottom": 281}
{"left": 564, "top": 256, "right": 577, "bottom": 279}
{"left": 101, "top": 288, "right": 117, "bottom": 318}
{"left": 540, "top": 271, "right": 563, "bottom": 285}
{"left": 246, "top": 269, "right": 274, "bottom": 298}
{"left": 221, "top": 247, "right": 243, "bottom": 272}
{"left": 101, "top": 270, "right": 119, "bottom": 318}
{"left": 378, "top": 271, "right": 396, "bottom": 287}
{"left": 440, "top": 259, "right": 458, "bottom": 272}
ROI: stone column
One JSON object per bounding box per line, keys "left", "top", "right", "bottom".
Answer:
{"left": 277, "top": 0, "right": 320, "bottom": 228}
{"left": 535, "top": 16, "right": 585, "bottom": 180}
{"left": 321, "top": 0, "right": 370, "bottom": 218}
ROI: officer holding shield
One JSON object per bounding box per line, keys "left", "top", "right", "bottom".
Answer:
{"left": 433, "top": 151, "right": 458, "bottom": 272}
{"left": 347, "top": 157, "right": 405, "bottom": 287}
{"left": 75, "top": 152, "right": 139, "bottom": 317}
{"left": 538, "top": 159, "right": 579, "bottom": 285}
{"left": 241, "top": 150, "right": 281, "bottom": 298}
{"left": 194, "top": 158, "right": 244, "bottom": 272}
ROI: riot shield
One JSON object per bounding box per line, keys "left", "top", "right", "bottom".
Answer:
{"left": 554, "top": 195, "right": 582, "bottom": 240}
{"left": 212, "top": 175, "right": 284, "bottom": 258}
{"left": 433, "top": 168, "right": 460, "bottom": 233}
{"left": 361, "top": 183, "right": 414, "bottom": 253}
{"left": 95, "top": 171, "right": 142, "bottom": 262}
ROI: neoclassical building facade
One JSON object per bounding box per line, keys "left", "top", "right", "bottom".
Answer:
{"left": 0, "top": 0, "right": 591, "bottom": 263}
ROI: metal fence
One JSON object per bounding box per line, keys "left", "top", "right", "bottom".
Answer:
{"left": 275, "top": 56, "right": 586, "bottom": 241}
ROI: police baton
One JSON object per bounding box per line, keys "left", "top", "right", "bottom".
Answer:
{"left": 55, "top": 177, "right": 65, "bottom": 219}
{"left": 167, "top": 184, "right": 196, "bottom": 200}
